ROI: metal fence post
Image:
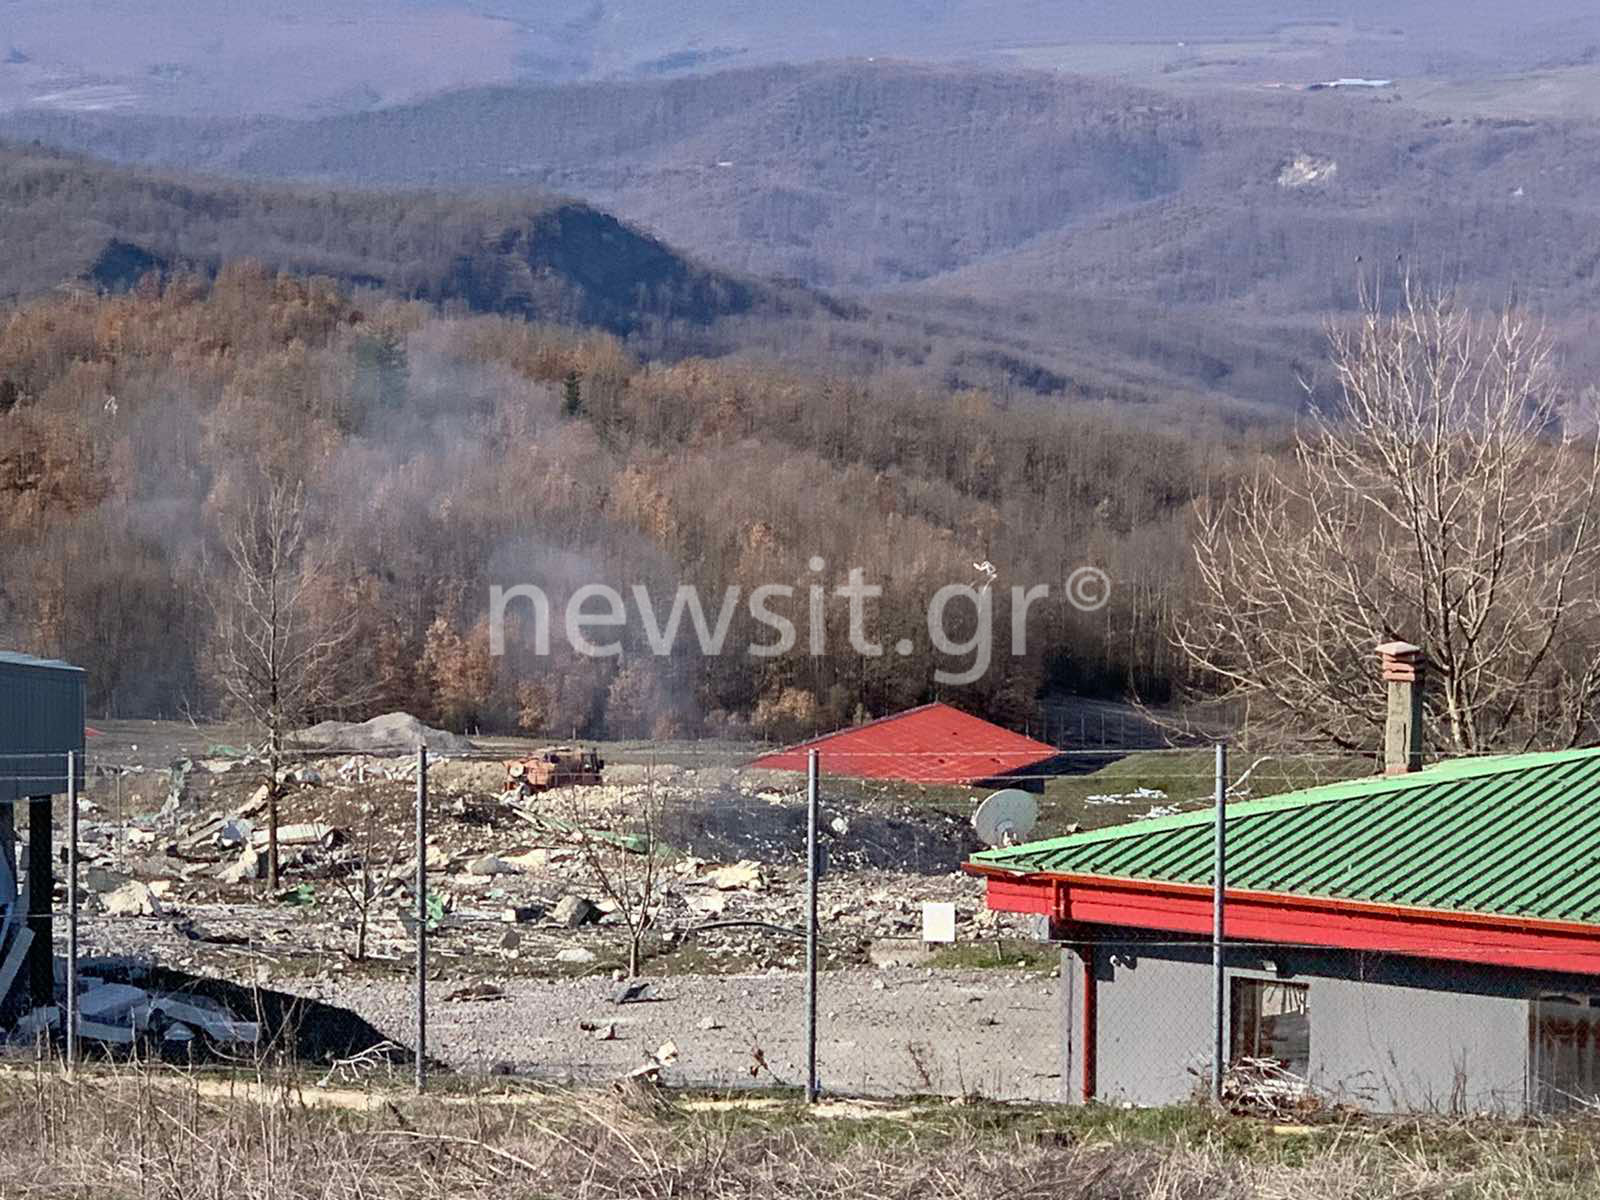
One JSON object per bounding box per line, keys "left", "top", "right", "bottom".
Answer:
{"left": 1211, "top": 742, "right": 1227, "bottom": 1106}
{"left": 415, "top": 744, "right": 428, "bottom": 1093}
{"left": 805, "top": 748, "right": 820, "bottom": 1103}
{"left": 66, "top": 750, "right": 78, "bottom": 1073}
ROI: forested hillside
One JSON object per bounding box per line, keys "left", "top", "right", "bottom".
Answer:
{"left": 0, "top": 266, "right": 1237, "bottom": 732}
{"left": 0, "top": 143, "right": 793, "bottom": 341}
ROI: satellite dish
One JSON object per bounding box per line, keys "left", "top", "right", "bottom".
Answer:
{"left": 973, "top": 788, "right": 1038, "bottom": 847}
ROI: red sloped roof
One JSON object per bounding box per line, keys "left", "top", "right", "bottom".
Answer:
{"left": 750, "top": 702, "right": 1057, "bottom": 784}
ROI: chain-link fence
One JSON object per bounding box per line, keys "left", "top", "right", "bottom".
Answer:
{"left": 1, "top": 740, "right": 1596, "bottom": 1118}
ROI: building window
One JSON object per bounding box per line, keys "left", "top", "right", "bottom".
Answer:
{"left": 1231, "top": 979, "right": 1311, "bottom": 1078}
{"left": 1532, "top": 995, "right": 1600, "bottom": 1113}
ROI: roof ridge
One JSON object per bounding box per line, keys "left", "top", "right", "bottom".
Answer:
{"left": 972, "top": 743, "right": 1600, "bottom": 866}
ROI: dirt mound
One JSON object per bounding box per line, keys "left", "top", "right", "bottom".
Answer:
{"left": 291, "top": 712, "right": 474, "bottom": 755}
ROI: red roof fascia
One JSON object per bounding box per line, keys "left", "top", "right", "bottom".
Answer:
{"left": 750, "top": 702, "right": 1057, "bottom": 784}
{"left": 967, "top": 865, "right": 1600, "bottom": 975}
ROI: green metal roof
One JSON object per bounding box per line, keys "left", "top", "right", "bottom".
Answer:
{"left": 970, "top": 746, "right": 1600, "bottom": 926}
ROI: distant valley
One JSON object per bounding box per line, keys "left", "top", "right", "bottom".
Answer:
{"left": 13, "top": 61, "right": 1600, "bottom": 412}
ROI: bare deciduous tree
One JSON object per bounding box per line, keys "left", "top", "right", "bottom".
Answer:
{"left": 1178, "top": 280, "right": 1600, "bottom": 753}
{"left": 210, "top": 480, "right": 360, "bottom": 888}
{"left": 551, "top": 764, "right": 664, "bottom": 977}
{"left": 327, "top": 784, "right": 408, "bottom": 963}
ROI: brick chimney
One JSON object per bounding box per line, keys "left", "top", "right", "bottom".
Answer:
{"left": 1376, "top": 640, "right": 1425, "bottom": 775}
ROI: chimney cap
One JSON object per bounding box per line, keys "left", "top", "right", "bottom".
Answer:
{"left": 1376, "top": 640, "right": 1423, "bottom": 659}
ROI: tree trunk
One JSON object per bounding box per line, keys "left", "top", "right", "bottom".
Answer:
{"left": 267, "top": 788, "right": 280, "bottom": 891}
{"left": 267, "top": 729, "right": 282, "bottom": 891}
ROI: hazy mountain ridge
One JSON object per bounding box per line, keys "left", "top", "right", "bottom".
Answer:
{"left": 0, "top": 142, "right": 797, "bottom": 338}
{"left": 16, "top": 63, "right": 1600, "bottom": 310}
{"left": 2, "top": 0, "right": 1597, "bottom": 120}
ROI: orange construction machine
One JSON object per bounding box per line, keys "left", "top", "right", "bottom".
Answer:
{"left": 503, "top": 746, "right": 605, "bottom": 794}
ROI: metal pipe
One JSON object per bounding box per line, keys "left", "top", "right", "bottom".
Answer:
{"left": 66, "top": 751, "right": 78, "bottom": 1072}
{"left": 1212, "top": 742, "right": 1227, "bottom": 1106}
{"left": 804, "top": 748, "right": 820, "bottom": 1103}
{"left": 27, "top": 794, "right": 52, "bottom": 1024}
{"left": 1081, "top": 947, "right": 1097, "bottom": 1103}
{"left": 415, "top": 744, "right": 428, "bottom": 1093}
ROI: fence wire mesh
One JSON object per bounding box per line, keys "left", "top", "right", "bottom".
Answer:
{"left": 0, "top": 739, "right": 1594, "bottom": 1118}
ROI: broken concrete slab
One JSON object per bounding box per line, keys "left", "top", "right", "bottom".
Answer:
{"left": 218, "top": 845, "right": 264, "bottom": 885}
{"left": 501, "top": 848, "right": 550, "bottom": 873}
{"left": 78, "top": 982, "right": 149, "bottom": 1024}
{"left": 102, "top": 880, "right": 162, "bottom": 917}
{"left": 613, "top": 979, "right": 654, "bottom": 1004}
{"left": 552, "top": 896, "right": 600, "bottom": 928}
{"left": 251, "top": 823, "right": 339, "bottom": 851}
{"left": 145, "top": 995, "right": 260, "bottom": 1045}
{"left": 706, "top": 862, "right": 764, "bottom": 891}
{"left": 81, "top": 866, "right": 133, "bottom": 895}
{"left": 466, "top": 854, "right": 518, "bottom": 877}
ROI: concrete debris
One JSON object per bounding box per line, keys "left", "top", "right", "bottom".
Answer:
{"left": 79, "top": 982, "right": 149, "bottom": 1023}
{"left": 48, "top": 733, "right": 1033, "bottom": 1025}
{"left": 686, "top": 894, "right": 728, "bottom": 918}
{"left": 145, "top": 994, "right": 260, "bottom": 1045}
{"left": 501, "top": 848, "right": 550, "bottom": 872}
{"left": 697, "top": 1015, "right": 723, "bottom": 1031}
{"left": 12, "top": 1006, "right": 60, "bottom": 1040}
{"left": 654, "top": 1039, "right": 679, "bottom": 1065}
{"left": 593, "top": 1022, "right": 617, "bottom": 1041}
{"left": 466, "top": 854, "right": 517, "bottom": 877}
{"left": 706, "top": 861, "right": 764, "bottom": 891}
{"left": 15, "top": 979, "right": 259, "bottom": 1051}
{"left": 218, "top": 844, "right": 264, "bottom": 884}
{"left": 445, "top": 982, "right": 507, "bottom": 1003}
{"left": 251, "top": 823, "right": 339, "bottom": 850}
{"left": 102, "top": 880, "right": 162, "bottom": 917}
{"left": 612, "top": 979, "right": 654, "bottom": 1004}
{"left": 82, "top": 867, "right": 132, "bottom": 895}
{"left": 552, "top": 895, "right": 600, "bottom": 928}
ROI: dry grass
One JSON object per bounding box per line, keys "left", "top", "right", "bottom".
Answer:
{"left": 0, "top": 1066, "right": 1598, "bottom": 1198}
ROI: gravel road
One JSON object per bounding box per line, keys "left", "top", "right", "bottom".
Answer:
{"left": 289, "top": 967, "right": 1064, "bottom": 1101}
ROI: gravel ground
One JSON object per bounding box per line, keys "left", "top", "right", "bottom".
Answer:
{"left": 288, "top": 967, "right": 1064, "bottom": 1101}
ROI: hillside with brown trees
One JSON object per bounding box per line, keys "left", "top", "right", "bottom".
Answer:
{"left": 0, "top": 264, "right": 1231, "bottom": 735}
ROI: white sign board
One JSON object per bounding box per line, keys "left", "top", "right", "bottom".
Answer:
{"left": 922, "top": 902, "right": 957, "bottom": 944}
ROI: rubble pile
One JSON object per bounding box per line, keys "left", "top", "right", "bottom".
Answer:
{"left": 291, "top": 713, "right": 476, "bottom": 755}
{"left": 55, "top": 738, "right": 1030, "bottom": 1010}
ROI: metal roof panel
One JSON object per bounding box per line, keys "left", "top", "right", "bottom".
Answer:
{"left": 970, "top": 746, "right": 1600, "bottom": 926}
